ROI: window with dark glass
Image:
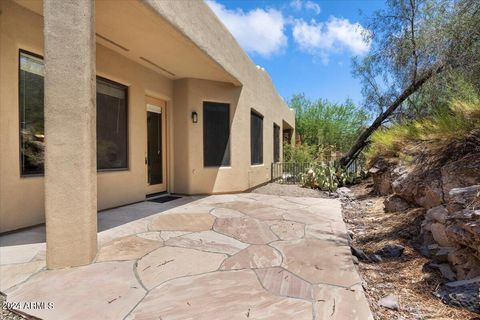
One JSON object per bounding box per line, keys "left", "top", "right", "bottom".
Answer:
{"left": 251, "top": 110, "right": 263, "bottom": 165}
{"left": 273, "top": 123, "right": 280, "bottom": 163}
{"left": 19, "top": 51, "right": 45, "bottom": 176}
{"left": 96, "top": 77, "right": 128, "bottom": 170}
{"left": 18, "top": 51, "right": 129, "bottom": 175}
{"left": 203, "top": 102, "right": 230, "bottom": 167}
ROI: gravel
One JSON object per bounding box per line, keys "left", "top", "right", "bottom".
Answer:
{"left": 252, "top": 183, "right": 329, "bottom": 198}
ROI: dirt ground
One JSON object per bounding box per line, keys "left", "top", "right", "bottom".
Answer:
{"left": 343, "top": 179, "right": 479, "bottom": 320}
{"left": 252, "top": 182, "right": 329, "bottom": 198}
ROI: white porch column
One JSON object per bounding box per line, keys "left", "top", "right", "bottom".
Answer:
{"left": 43, "top": 0, "right": 97, "bottom": 269}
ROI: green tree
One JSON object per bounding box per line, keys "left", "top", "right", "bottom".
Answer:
{"left": 340, "top": 0, "right": 480, "bottom": 166}
{"left": 289, "top": 94, "right": 369, "bottom": 154}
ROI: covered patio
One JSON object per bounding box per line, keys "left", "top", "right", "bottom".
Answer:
{"left": 1, "top": 193, "right": 372, "bottom": 319}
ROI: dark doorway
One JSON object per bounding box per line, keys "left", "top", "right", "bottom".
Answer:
{"left": 147, "top": 111, "right": 162, "bottom": 185}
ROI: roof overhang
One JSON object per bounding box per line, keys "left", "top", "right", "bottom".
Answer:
{"left": 14, "top": 0, "right": 241, "bottom": 86}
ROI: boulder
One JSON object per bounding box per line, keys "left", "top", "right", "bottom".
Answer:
{"left": 370, "top": 166, "right": 393, "bottom": 195}
{"left": 441, "top": 154, "right": 480, "bottom": 201}
{"left": 447, "top": 185, "right": 480, "bottom": 213}
{"left": 384, "top": 194, "right": 411, "bottom": 212}
{"left": 392, "top": 169, "right": 444, "bottom": 209}
{"left": 375, "top": 244, "right": 405, "bottom": 258}
{"left": 435, "top": 277, "right": 480, "bottom": 313}
{"left": 448, "top": 247, "right": 480, "bottom": 280}
{"left": 378, "top": 295, "right": 399, "bottom": 310}
{"left": 350, "top": 246, "right": 368, "bottom": 261}
{"left": 425, "top": 205, "right": 448, "bottom": 224}
{"left": 445, "top": 220, "right": 480, "bottom": 255}
{"left": 433, "top": 247, "right": 454, "bottom": 263}
{"left": 368, "top": 253, "right": 383, "bottom": 263}
{"left": 369, "top": 158, "right": 407, "bottom": 195}
{"left": 430, "top": 223, "right": 452, "bottom": 247}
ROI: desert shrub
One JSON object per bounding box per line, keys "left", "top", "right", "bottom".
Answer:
{"left": 365, "top": 95, "right": 480, "bottom": 168}
{"left": 283, "top": 143, "right": 316, "bottom": 163}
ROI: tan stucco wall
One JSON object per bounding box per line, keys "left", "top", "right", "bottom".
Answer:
{"left": 0, "top": 0, "right": 173, "bottom": 232}
{"left": 172, "top": 77, "right": 293, "bottom": 194}
{"left": 0, "top": 0, "right": 295, "bottom": 233}
{"left": 151, "top": 0, "right": 296, "bottom": 194}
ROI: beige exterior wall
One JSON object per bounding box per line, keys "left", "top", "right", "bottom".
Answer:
{"left": 0, "top": 1, "right": 173, "bottom": 232}
{"left": 0, "top": 0, "right": 295, "bottom": 233}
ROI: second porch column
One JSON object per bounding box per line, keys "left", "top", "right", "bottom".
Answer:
{"left": 44, "top": 0, "right": 97, "bottom": 269}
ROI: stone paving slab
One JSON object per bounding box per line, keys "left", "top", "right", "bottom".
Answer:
{"left": 1, "top": 192, "right": 372, "bottom": 319}
{"left": 165, "top": 230, "right": 248, "bottom": 255}
{"left": 213, "top": 217, "right": 278, "bottom": 244}
{"left": 271, "top": 238, "right": 362, "bottom": 287}
{"left": 126, "top": 270, "right": 313, "bottom": 320}
{"left": 136, "top": 246, "right": 226, "bottom": 290}
{"left": 96, "top": 235, "right": 163, "bottom": 262}
{"left": 221, "top": 245, "right": 282, "bottom": 270}
{"left": 150, "top": 212, "right": 215, "bottom": 231}
{"left": 6, "top": 261, "right": 145, "bottom": 320}
{"left": 0, "top": 261, "right": 45, "bottom": 292}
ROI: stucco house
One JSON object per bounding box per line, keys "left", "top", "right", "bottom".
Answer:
{"left": 0, "top": 0, "right": 295, "bottom": 268}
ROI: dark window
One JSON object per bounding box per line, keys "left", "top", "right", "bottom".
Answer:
{"left": 96, "top": 77, "right": 128, "bottom": 170}
{"left": 273, "top": 123, "right": 280, "bottom": 163}
{"left": 251, "top": 111, "right": 263, "bottom": 165}
{"left": 18, "top": 51, "right": 129, "bottom": 174}
{"left": 203, "top": 102, "right": 230, "bottom": 167}
{"left": 19, "top": 51, "right": 45, "bottom": 176}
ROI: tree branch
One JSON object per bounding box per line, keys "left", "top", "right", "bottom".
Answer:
{"left": 339, "top": 62, "right": 446, "bottom": 166}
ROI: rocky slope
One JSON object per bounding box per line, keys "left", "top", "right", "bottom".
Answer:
{"left": 368, "top": 153, "right": 480, "bottom": 313}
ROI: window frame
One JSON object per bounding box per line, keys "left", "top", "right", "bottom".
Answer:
{"left": 96, "top": 75, "right": 130, "bottom": 172}
{"left": 250, "top": 109, "right": 264, "bottom": 165}
{"left": 273, "top": 123, "right": 280, "bottom": 163}
{"left": 202, "top": 101, "right": 231, "bottom": 168}
{"left": 18, "top": 49, "right": 130, "bottom": 176}
{"left": 19, "top": 49, "right": 45, "bottom": 177}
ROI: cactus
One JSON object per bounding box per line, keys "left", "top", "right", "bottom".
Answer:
{"left": 300, "top": 161, "right": 359, "bottom": 192}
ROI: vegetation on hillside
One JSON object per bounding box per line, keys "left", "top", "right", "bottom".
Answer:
{"left": 285, "top": 94, "right": 369, "bottom": 163}
{"left": 340, "top": 0, "right": 480, "bottom": 166}
{"left": 365, "top": 92, "right": 480, "bottom": 168}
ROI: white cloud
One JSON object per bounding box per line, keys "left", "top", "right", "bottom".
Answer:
{"left": 290, "top": 0, "right": 302, "bottom": 11}
{"left": 292, "top": 17, "right": 371, "bottom": 63}
{"left": 305, "top": 1, "right": 321, "bottom": 15}
{"left": 290, "top": 0, "right": 320, "bottom": 15}
{"left": 207, "top": 0, "right": 287, "bottom": 57}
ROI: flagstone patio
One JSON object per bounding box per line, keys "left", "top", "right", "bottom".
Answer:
{"left": 0, "top": 193, "right": 373, "bottom": 320}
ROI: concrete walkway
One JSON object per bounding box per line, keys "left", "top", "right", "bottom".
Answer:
{"left": 0, "top": 193, "right": 373, "bottom": 320}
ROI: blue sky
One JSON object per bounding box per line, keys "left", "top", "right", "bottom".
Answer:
{"left": 207, "top": 0, "right": 386, "bottom": 106}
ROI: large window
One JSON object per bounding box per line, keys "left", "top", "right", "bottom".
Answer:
{"left": 273, "top": 123, "right": 280, "bottom": 163}
{"left": 203, "top": 102, "right": 230, "bottom": 167}
{"left": 250, "top": 110, "right": 263, "bottom": 165}
{"left": 96, "top": 77, "right": 128, "bottom": 170}
{"left": 19, "top": 51, "right": 45, "bottom": 176}
{"left": 18, "top": 51, "right": 129, "bottom": 175}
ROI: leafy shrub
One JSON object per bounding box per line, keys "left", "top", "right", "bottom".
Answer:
{"left": 283, "top": 143, "right": 316, "bottom": 163}
{"left": 289, "top": 94, "right": 369, "bottom": 153}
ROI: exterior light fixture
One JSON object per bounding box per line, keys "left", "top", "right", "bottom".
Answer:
{"left": 192, "top": 111, "right": 198, "bottom": 123}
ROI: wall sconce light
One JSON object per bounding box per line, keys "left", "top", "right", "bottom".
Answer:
{"left": 191, "top": 111, "right": 198, "bottom": 123}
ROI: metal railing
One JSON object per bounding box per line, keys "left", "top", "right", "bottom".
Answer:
{"left": 271, "top": 162, "right": 311, "bottom": 184}
{"left": 271, "top": 159, "right": 363, "bottom": 185}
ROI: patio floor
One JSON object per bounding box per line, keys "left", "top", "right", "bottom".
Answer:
{"left": 0, "top": 193, "right": 373, "bottom": 320}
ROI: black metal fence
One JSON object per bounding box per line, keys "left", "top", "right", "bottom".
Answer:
{"left": 271, "top": 159, "right": 363, "bottom": 185}
{"left": 271, "top": 162, "right": 311, "bottom": 184}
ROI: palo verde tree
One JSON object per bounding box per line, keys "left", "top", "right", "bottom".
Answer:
{"left": 289, "top": 94, "right": 369, "bottom": 154}
{"left": 340, "top": 0, "right": 480, "bottom": 166}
